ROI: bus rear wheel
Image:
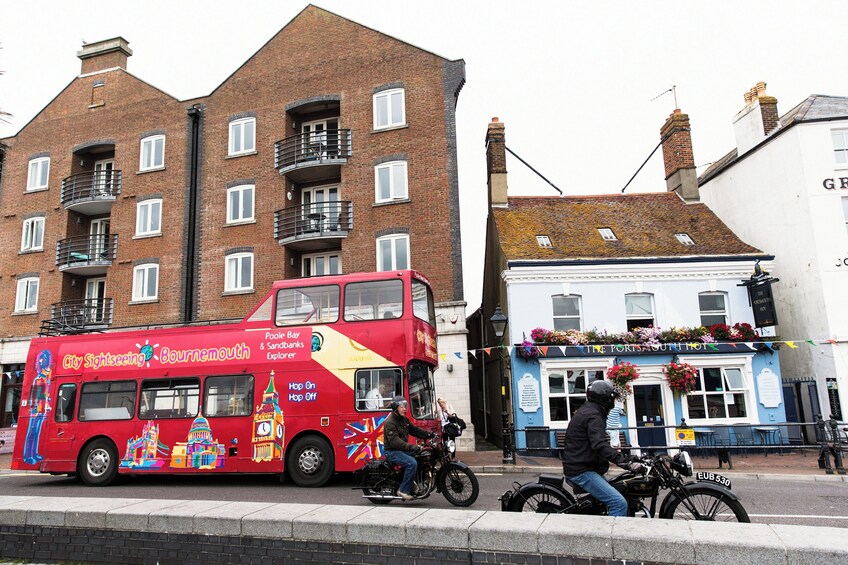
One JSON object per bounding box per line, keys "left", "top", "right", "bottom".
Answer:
{"left": 78, "top": 439, "right": 119, "bottom": 487}
{"left": 287, "top": 435, "right": 334, "bottom": 487}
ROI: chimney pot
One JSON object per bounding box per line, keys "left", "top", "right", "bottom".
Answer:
{"left": 77, "top": 37, "right": 132, "bottom": 75}
{"left": 491, "top": 117, "right": 499, "bottom": 123}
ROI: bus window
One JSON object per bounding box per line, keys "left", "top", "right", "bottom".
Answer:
{"left": 79, "top": 381, "right": 137, "bottom": 421}
{"left": 139, "top": 378, "right": 200, "bottom": 419}
{"left": 412, "top": 279, "right": 436, "bottom": 327}
{"left": 344, "top": 279, "right": 403, "bottom": 322}
{"left": 204, "top": 375, "right": 254, "bottom": 417}
{"left": 247, "top": 295, "right": 273, "bottom": 322}
{"left": 408, "top": 361, "right": 436, "bottom": 420}
{"left": 276, "top": 285, "right": 339, "bottom": 326}
{"left": 355, "top": 368, "right": 402, "bottom": 411}
{"left": 54, "top": 384, "right": 77, "bottom": 423}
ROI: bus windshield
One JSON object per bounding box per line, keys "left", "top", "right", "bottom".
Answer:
{"left": 412, "top": 279, "right": 436, "bottom": 327}
{"left": 408, "top": 361, "right": 436, "bottom": 420}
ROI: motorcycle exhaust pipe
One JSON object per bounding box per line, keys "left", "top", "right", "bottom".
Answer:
{"left": 360, "top": 494, "right": 402, "bottom": 500}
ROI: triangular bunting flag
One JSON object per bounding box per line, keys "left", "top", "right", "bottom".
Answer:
{"left": 728, "top": 342, "right": 737, "bottom": 348}
{"left": 707, "top": 343, "right": 719, "bottom": 351}
{"left": 669, "top": 343, "right": 678, "bottom": 351}
{"left": 454, "top": 351, "right": 463, "bottom": 359}
{"left": 577, "top": 346, "right": 585, "bottom": 353}
{"left": 593, "top": 345, "right": 603, "bottom": 353}
{"left": 538, "top": 346, "right": 548, "bottom": 356}
{"left": 806, "top": 340, "right": 817, "bottom": 346}
{"left": 745, "top": 342, "right": 756, "bottom": 350}
{"left": 506, "top": 346, "right": 514, "bottom": 355}
{"left": 439, "top": 354, "right": 447, "bottom": 362}
{"left": 827, "top": 339, "right": 837, "bottom": 345}
{"left": 559, "top": 346, "right": 567, "bottom": 356}
{"left": 483, "top": 347, "right": 492, "bottom": 356}
{"left": 468, "top": 350, "right": 477, "bottom": 359}
{"left": 763, "top": 342, "right": 774, "bottom": 351}
{"left": 784, "top": 341, "right": 798, "bottom": 349}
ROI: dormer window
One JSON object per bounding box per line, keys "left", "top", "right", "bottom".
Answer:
{"left": 598, "top": 228, "right": 617, "bottom": 241}
{"left": 675, "top": 233, "right": 695, "bottom": 245}
{"left": 536, "top": 235, "right": 552, "bottom": 248}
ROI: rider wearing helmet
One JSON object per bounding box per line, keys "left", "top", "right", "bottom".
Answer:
{"left": 383, "top": 396, "right": 437, "bottom": 500}
{"left": 562, "top": 379, "right": 643, "bottom": 516}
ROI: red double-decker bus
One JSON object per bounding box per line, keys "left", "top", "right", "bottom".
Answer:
{"left": 12, "top": 270, "right": 440, "bottom": 487}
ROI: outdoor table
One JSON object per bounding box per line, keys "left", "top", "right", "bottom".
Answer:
{"left": 754, "top": 426, "right": 782, "bottom": 456}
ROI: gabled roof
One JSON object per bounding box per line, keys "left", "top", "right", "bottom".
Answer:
{"left": 700, "top": 95, "right": 848, "bottom": 184}
{"left": 493, "top": 192, "right": 765, "bottom": 263}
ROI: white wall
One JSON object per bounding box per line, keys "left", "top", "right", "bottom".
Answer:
{"left": 434, "top": 301, "right": 474, "bottom": 450}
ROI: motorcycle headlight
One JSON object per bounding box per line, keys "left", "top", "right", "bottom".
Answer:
{"left": 446, "top": 439, "right": 456, "bottom": 454}
{"left": 671, "top": 451, "right": 693, "bottom": 477}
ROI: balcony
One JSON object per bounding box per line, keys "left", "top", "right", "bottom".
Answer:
{"left": 274, "top": 201, "right": 352, "bottom": 251}
{"left": 44, "top": 298, "right": 114, "bottom": 335}
{"left": 61, "top": 170, "right": 122, "bottom": 214}
{"left": 56, "top": 234, "right": 118, "bottom": 275}
{"left": 274, "top": 129, "right": 351, "bottom": 183}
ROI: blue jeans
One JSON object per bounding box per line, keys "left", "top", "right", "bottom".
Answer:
{"left": 385, "top": 449, "right": 417, "bottom": 494}
{"left": 568, "top": 470, "right": 628, "bottom": 517}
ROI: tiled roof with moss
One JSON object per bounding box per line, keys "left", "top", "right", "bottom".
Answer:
{"left": 493, "top": 192, "right": 765, "bottom": 262}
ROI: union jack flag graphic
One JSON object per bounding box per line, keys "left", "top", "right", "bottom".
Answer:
{"left": 343, "top": 415, "right": 387, "bottom": 462}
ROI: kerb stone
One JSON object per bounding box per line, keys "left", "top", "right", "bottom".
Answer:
{"left": 241, "top": 503, "right": 322, "bottom": 539}
{"left": 148, "top": 499, "right": 231, "bottom": 534}
{"left": 406, "top": 508, "right": 484, "bottom": 549}
{"left": 193, "top": 501, "right": 275, "bottom": 536}
{"left": 692, "top": 521, "right": 785, "bottom": 565}
{"left": 469, "top": 510, "right": 546, "bottom": 553}
{"left": 347, "top": 506, "right": 429, "bottom": 545}
{"left": 771, "top": 523, "right": 848, "bottom": 565}
{"left": 537, "top": 513, "right": 614, "bottom": 559}
{"left": 291, "top": 504, "right": 371, "bottom": 542}
{"left": 105, "top": 499, "right": 186, "bottom": 531}
{"left": 611, "top": 516, "right": 695, "bottom": 564}
{"left": 65, "top": 498, "right": 146, "bottom": 529}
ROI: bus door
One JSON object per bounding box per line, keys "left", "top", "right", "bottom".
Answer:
{"left": 48, "top": 376, "right": 80, "bottom": 465}
{"left": 201, "top": 375, "right": 258, "bottom": 472}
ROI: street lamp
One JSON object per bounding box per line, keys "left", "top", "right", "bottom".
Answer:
{"left": 490, "top": 305, "right": 515, "bottom": 464}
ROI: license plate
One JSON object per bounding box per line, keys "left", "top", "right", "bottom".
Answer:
{"left": 696, "top": 472, "right": 731, "bottom": 489}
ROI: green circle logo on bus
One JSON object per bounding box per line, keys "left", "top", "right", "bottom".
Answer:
{"left": 135, "top": 339, "right": 160, "bottom": 367}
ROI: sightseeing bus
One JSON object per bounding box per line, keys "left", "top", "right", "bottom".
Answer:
{"left": 12, "top": 270, "right": 439, "bottom": 487}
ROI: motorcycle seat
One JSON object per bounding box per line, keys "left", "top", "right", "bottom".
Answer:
{"left": 565, "top": 479, "right": 586, "bottom": 494}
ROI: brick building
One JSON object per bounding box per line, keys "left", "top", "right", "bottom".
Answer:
{"left": 0, "top": 5, "right": 473, "bottom": 449}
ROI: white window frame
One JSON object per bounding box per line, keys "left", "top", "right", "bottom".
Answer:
{"left": 226, "top": 184, "right": 255, "bottom": 224}
{"left": 374, "top": 161, "right": 408, "bottom": 202}
{"left": 679, "top": 355, "right": 755, "bottom": 425}
{"left": 135, "top": 199, "right": 162, "bottom": 236}
{"left": 843, "top": 197, "right": 848, "bottom": 238}
{"left": 833, "top": 129, "right": 848, "bottom": 165}
{"left": 27, "top": 157, "right": 50, "bottom": 191}
{"left": 675, "top": 233, "right": 696, "bottom": 245}
{"left": 376, "top": 234, "right": 410, "bottom": 271}
{"left": 21, "top": 217, "right": 45, "bottom": 252}
{"left": 373, "top": 88, "right": 406, "bottom": 130}
{"left": 536, "top": 235, "right": 552, "bottom": 248}
{"left": 598, "top": 228, "right": 617, "bottom": 241}
{"left": 552, "top": 294, "right": 582, "bottom": 331}
{"left": 625, "top": 293, "right": 655, "bottom": 330}
{"left": 132, "top": 263, "right": 159, "bottom": 302}
{"left": 540, "top": 358, "right": 615, "bottom": 429}
{"left": 302, "top": 252, "right": 342, "bottom": 277}
{"left": 225, "top": 252, "right": 254, "bottom": 292}
{"left": 698, "top": 291, "right": 729, "bottom": 327}
{"left": 228, "top": 118, "right": 256, "bottom": 156}
{"left": 139, "top": 135, "right": 165, "bottom": 171}
{"left": 15, "top": 277, "right": 39, "bottom": 313}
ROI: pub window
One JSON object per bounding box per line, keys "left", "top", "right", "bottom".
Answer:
{"left": 832, "top": 130, "right": 848, "bottom": 164}
{"left": 625, "top": 293, "right": 655, "bottom": 331}
{"left": 546, "top": 369, "right": 605, "bottom": 425}
{"left": 686, "top": 367, "right": 748, "bottom": 420}
{"left": 79, "top": 381, "right": 136, "bottom": 421}
{"left": 138, "top": 378, "right": 200, "bottom": 419}
{"left": 552, "top": 295, "right": 582, "bottom": 331}
{"left": 204, "top": 375, "right": 254, "bottom": 417}
{"left": 698, "top": 292, "right": 728, "bottom": 327}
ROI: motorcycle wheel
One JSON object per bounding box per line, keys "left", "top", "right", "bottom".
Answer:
{"left": 506, "top": 485, "right": 575, "bottom": 513}
{"left": 660, "top": 487, "right": 750, "bottom": 522}
{"left": 439, "top": 465, "right": 479, "bottom": 507}
{"left": 363, "top": 486, "right": 394, "bottom": 505}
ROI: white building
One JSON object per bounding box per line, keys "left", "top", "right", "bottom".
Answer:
{"left": 699, "top": 83, "right": 848, "bottom": 423}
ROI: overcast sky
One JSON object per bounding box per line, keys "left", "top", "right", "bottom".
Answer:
{"left": 2, "top": 1, "right": 846, "bottom": 313}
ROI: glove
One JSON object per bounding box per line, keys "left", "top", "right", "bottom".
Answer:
{"left": 627, "top": 462, "right": 645, "bottom": 474}
{"left": 429, "top": 432, "right": 438, "bottom": 439}
{"left": 410, "top": 445, "right": 422, "bottom": 455}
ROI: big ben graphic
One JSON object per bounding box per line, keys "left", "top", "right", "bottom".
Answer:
{"left": 252, "top": 371, "right": 285, "bottom": 462}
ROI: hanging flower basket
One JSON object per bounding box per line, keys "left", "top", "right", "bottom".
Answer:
{"left": 517, "top": 339, "right": 540, "bottom": 360}
{"left": 606, "top": 362, "right": 639, "bottom": 398}
{"left": 662, "top": 362, "right": 699, "bottom": 395}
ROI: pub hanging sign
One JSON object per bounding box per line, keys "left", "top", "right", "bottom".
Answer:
{"left": 738, "top": 261, "right": 779, "bottom": 329}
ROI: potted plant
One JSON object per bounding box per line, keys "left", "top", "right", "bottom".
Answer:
{"left": 517, "top": 339, "right": 540, "bottom": 360}
{"left": 662, "top": 361, "right": 699, "bottom": 395}
{"left": 606, "top": 362, "right": 639, "bottom": 398}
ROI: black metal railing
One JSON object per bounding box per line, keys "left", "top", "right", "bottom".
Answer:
{"left": 47, "top": 298, "right": 114, "bottom": 330}
{"left": 60, "top": 170, "right": 122, "bottom": 207}
{"left": 274, "top": 129, "right": 351, "bottom": 171}
{"left": 274, "top": 201, "right": 353, "bottom": 242}
{"left": 56, "top": 234, "right": 118, "bottom": 268}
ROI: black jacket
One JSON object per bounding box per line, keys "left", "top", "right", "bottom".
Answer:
{"left": 383, "top": 412, "right": 431, "bottom": 453}
{"left": 562, "top": 400, "right": 629, "bottom": 476}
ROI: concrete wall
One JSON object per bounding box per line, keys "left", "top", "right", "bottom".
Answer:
{"left": 1, "top": 496, "right": 846, "bottom": 564}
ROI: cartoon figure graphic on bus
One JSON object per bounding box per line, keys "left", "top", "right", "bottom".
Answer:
{"left": 343, "top": 415, "right": 387, "bottom": 463}
{"left": 311, "top": 332, "right": 323, "bottom": 353}
{"left": 121, "top": 421, "right": 170, "bottom": 469}
{"left": 170, "top": 412, "right": 225, "bottom": 469}
{"left": 22, "top": 350, "right": 53, "bottom": 465}
{"left": 252, "top": 372, "right": 285, "bottom": 462}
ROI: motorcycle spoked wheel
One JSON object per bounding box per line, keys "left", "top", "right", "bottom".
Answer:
{"left": 661, "top": 488, "right": 750, "bottom": 522}
{"left": 439, "top": 465, "right": 480, "bottom": 507}
{"left": 506, "top": 485, "right": 576, "bottom": 513}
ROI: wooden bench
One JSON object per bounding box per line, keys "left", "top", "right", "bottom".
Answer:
{"left": 555, "top": 430, "right": 631, "bottom": 454}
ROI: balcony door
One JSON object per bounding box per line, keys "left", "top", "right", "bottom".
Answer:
{"left": 90, "top": 219, "right": 110, "bottom": 259}
{"left": 85, "top": 278, "right": 106, "bottom": 323}
{"left": 302, "top": 186, "right": 339, "bottom": 232}
{"left": 94, "top": 159, "right": 115, "bottom": 195}
{"left": 302, "top": 118, "right": 339, "bottom": 158}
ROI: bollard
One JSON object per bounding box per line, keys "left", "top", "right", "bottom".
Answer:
{"left": 828, "top": 415, "right": 847, "bottom": 475}
{"left": 816, "top": 414, "right": 833, "bottom": 474}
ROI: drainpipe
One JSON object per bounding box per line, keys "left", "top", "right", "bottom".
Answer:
{"left": 184, "top": 105, "right": 202, "bottom": 322}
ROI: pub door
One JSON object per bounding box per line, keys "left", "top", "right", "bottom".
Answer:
{"left": 633, "top": 384, "right": 667, "bottom": 450}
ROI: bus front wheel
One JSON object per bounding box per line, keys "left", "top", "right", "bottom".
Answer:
{"left": 78, "top": 439, "right": 119, "bottom": 487}
{"left": 287, "top": 435, "right": 334, "bottom": 487}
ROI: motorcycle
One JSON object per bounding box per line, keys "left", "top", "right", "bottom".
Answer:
{"left": 500, "top": 451, "right": 750, "bottom": 522}
{"left": 354, "top": 431, "right": 479, "bottom": 507}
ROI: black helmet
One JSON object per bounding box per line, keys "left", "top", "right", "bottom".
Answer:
{"left": 586, "top": 380, "right": 619, "bottom": 410}
{"left": 390, "top": 396, "right": 408, "bottom": 411}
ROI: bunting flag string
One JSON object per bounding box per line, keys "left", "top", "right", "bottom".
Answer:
{"left": 454, "top": 352, "right": 463, "bottom": 360}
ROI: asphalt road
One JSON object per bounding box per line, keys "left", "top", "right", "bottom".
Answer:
{"left": 1, "top": 470, "right": 846, "bottom": 528}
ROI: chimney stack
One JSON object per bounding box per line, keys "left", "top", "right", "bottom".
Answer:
{"left": 732, "top": 81, "right": 779, "bottom": 156}
{"left": 78, "top": 37, "right": 132, "bottom": 75}
{"left": 660, "top": 109, "right": 699, "bottom": 202}
{"left": 486, "top": 117, "right": 508, "bottom": 208}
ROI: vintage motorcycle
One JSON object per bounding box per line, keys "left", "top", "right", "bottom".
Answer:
{"left": 500, "top": 451, "right": 750, "bottom": 522}
{"left": 354, "top": 431, "right": 479, "bottom": 507}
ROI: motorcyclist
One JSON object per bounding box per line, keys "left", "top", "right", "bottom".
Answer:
{"left": 383, "top": 395, "right": 436, "bottom": 500}
{"left": 562, "top": 379, "right": 643, "bottom": 516}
